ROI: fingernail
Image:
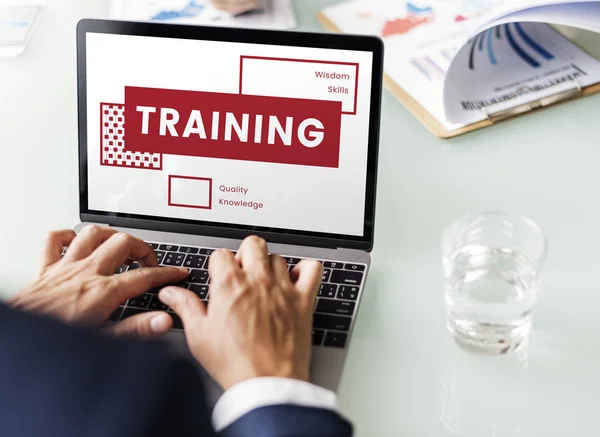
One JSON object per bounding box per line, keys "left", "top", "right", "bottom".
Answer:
{"left": 150, "top": 314, "right": 170, "bottom": 334}
{"left": 159, "top": 287, "right": 174, "bottom": 302}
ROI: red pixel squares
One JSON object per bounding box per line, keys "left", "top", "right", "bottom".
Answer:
{"left": 100, "top": 103, "right": 161, "bottom": 170}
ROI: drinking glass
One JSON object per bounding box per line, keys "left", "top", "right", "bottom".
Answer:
{"left": 442, "top": 212, "right": 547, "bottom": 354}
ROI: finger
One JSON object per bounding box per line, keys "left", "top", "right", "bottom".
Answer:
{"left": 63, "top": 225, "right": 117, "bottom": 262}
{"left": 236, "top": 235, "right": 270, "bottom": 280}
{"left": 159, "top": 287, "right": 207, "bottom": 330}
{"left": 106, "top": 311, "right": 172, "bottom": 338}
{"left": 91, "top": 232, "right": 158, "bottom": 275}
{"left": 291, "top": 260, "right": 323, "bottom": 304}
{"left": 270, "top": 254, "right": 291, "bottom": 285}
{"left": 110, "top": 266, "right": 189, "bottom": 303}
{"left": 209, "top": 249, "right": 243, "bottom": 290}
{"left": 40, "top": 229, "right": 77, "bottom": 270}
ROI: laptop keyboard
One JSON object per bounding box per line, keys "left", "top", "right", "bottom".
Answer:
{"left": 108, "top": 242, "right": 366, "bottom": 349}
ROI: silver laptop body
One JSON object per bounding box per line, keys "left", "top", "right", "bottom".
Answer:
{"left": 76, "top": 19, "right": 383, "bottom": 405}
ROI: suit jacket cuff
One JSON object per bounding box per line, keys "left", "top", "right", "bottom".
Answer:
{"left": 212, "top": 377, "right": 338, "bottom": 431}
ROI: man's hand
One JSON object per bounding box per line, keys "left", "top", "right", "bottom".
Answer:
{"left": 212, "top": 0, "right": 258, "bottom": 15}
{"left": 9, "top": 226, "right": 189, "bottom": 338}
{"left": 159, "top": 236, "right": 323, "bottom": 390}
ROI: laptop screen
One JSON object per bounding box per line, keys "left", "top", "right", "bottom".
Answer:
{"left": 84, "top": 30, "right": 376, "bottom": 239}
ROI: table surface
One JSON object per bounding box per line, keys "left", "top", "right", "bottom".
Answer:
{"left": 2, "top": 1, "right": 600, "bottom": 435}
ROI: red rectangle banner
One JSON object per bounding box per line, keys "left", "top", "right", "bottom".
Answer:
{"left": 124, "top": 86, "right": 342, "bottom": 168}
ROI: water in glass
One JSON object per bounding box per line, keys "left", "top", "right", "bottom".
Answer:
{"left": 444, "top": 243, "right": 539, "bottom": 354}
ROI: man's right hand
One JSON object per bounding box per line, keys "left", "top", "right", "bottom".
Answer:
{"left": 158, "top": 236, "right": 323, "bottom": 390}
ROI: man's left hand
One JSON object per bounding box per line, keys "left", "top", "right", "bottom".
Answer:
{"left": 8, "top": 226, "right": 189, "bottom": 338}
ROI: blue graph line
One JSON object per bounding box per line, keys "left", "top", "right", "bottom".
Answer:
{"left": 410, "top": 60, "right": 431, "bottom": 80}
{"left": 468, "top": 34, "right": 481, "bottom": 70}
{"left": 151, "top": 0, "right": 205, "bottom": 21}
{"left": 504, "top": 24, "right": 540, "bottom": 68}
{"left": 478, "top": 31, "right": 485, "bottom": 51}
{"left": 496, "top": 25, "right": 502, "bottom": 39}
{"left": 486, "top": 29, "right": 497, "bottom": 65}
{"left": 514, "top": 22, "right": 554, "bottom": 60}
{"left": 406, "top": 2, "right": 433, "bottom": 15}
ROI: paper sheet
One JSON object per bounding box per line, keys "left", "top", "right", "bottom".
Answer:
{"left": 322, "top": 0, "right": 600, "bottom": 132}
{"left": 110, "top": 0, "right": 296, "bottom": 30}
{"left": 444, "top": 22, "right": 600, "bottom": 124}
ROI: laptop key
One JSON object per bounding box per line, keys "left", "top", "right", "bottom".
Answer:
{"left": 313, "top": 314, "right": 351, "bottom": 331}
{"left": 316, "top": 299, "right": 355, "bottom": 316}
{"left": 155, "top": 251, "right": 166, "bottom": 264}
{"left": 184, "top": 255, "right": 206, "bottom": 269}
{"left": 121, "top": 307, "right": 150, "bottom": 319}
{"left": 188, "top": 269, "right": 209, "bottom": 284}
{"left": 163, "top": 253, "right": 185, "bottom": 266}
{"left": 147, "top": 243, "right": 159, "bottom": 249}
{"left": 147, "top": 287, "right": 162, "bottom": 294}
{"left": 179, "top": 246, "right": 199, "bottom": 254}
{"left": 322, "top": 269, "right": 332, "bottom": 282}
{"left": 170, "top": 314, "right": 184, "bottom": 330}
{"left": 129, "top": 262, "right": 140, "bottom": 270}
{"left": 115, "top": 264, "right": 128, "bottom": 274}
{"left": 312, "top": 329, "right": 325, "bottom": 346}
{"left": 148, "top": 295, "right": 169, "bottom": 311}
{"left": 330, "top": 269, "right": 363, "bottom": 286}
{"left": 319, "top": 283, "right": 337, "bottom": 298}
{"left": 109, "top": 307, "right": 124, "bottom": 322}
{"left": 324, "top": 332, "right": 348, "bottom": 348}
{"left": 199, "top": 248, "right": 215, "bottom": 256}
{"left": 345, "top": 264, "right": 366, "bottom": 272}
{"left": 323, "top": 261, "right": 344, "bottom": 269}
{"left": 127, "top": 293, "right": 152, "bottom": 309}
{"left": 284, "top": 257, "right": 301, "bottom": 265}
{"left": 159, "top": 244, "right": 179, "bottom": 252}
{"left": 189, "top": 284, "right": 209, "bottom": 299}
{"left": 337, "top": 286, "right": 359, "bottom": 301}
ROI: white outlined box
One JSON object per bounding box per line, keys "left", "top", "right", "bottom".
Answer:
{"left": 239, "top": 56, "right": 359, "bottom": 115}
{"left": 168, "top": 175, "right": 213, "bottom": 210}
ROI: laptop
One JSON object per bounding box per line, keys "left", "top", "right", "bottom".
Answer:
{"left": 76, "top": 19, "right": 383, "bottom": 404}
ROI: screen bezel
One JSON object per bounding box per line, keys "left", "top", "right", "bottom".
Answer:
{"left": 77, "top": 19, "right": 383, "bottom": 251}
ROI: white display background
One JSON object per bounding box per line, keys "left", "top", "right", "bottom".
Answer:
{"left": 86, "top": 33, "right": 373, "bottom": 236}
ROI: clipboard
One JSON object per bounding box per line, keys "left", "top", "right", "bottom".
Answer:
{"left": 318, "top": 11, "right": 600, "bottom": 139}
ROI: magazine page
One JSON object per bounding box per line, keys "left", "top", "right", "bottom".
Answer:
{"left": 470, "top": 0, "right": 600, "bottom": 36}
{"left": 443, "top": 10, "right": 600, "bottom": 125}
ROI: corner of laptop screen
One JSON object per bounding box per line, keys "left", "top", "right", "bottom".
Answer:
{"left": 85, "top": 31, "right": 373, "bottom": 237}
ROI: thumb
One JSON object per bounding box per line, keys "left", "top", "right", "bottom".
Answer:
{"left": 106, "top": 311, "right": 173, "bottom": 338}
{"left": 159, "top": 286, "right": 207, "bottom": 330}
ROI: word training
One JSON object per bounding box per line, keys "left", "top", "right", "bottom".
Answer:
{"left": 124, "top": 86, "right": 342, "bottom": 168}
{"left": 136, "top": 106, "right": 325, "bottom": 149}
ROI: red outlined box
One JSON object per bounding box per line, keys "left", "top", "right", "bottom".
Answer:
{"left": 239, "top": 56, "right": 359, "bottom": 115}
{"left": 168, "top": 175, "right": 213, "bottom": 210}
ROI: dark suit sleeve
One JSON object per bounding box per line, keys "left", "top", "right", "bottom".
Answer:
{"left": 0, "top": 303, "right": 353, "bottom": 437}
{"left": 220, "top": 405, "right": 353, "bottom": 437}
{"left": 0, "top": 303, "right": 214, "bottom": 437}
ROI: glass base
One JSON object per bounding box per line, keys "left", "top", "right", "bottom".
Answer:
{"left": 447, "top": 316, "right": 532, "bottom": 355}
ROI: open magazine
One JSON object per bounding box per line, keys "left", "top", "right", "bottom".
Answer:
{"left": 321, "top": 0, "right": 600, "bottom": 136}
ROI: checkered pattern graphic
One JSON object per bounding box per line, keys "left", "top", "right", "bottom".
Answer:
{"left": 101, "top": 103, "right": 161, "bottom": 169}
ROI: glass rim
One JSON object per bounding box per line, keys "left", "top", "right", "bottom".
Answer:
{"left": 442, "top": 211, "right": 548, "bottom": 264}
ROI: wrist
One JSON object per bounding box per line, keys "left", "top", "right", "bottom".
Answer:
{"left": 213, "top": 377, "right": 338, "bottom": 431}
{"left": 220, "top": 364, "right": 310, "bottom": 390}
